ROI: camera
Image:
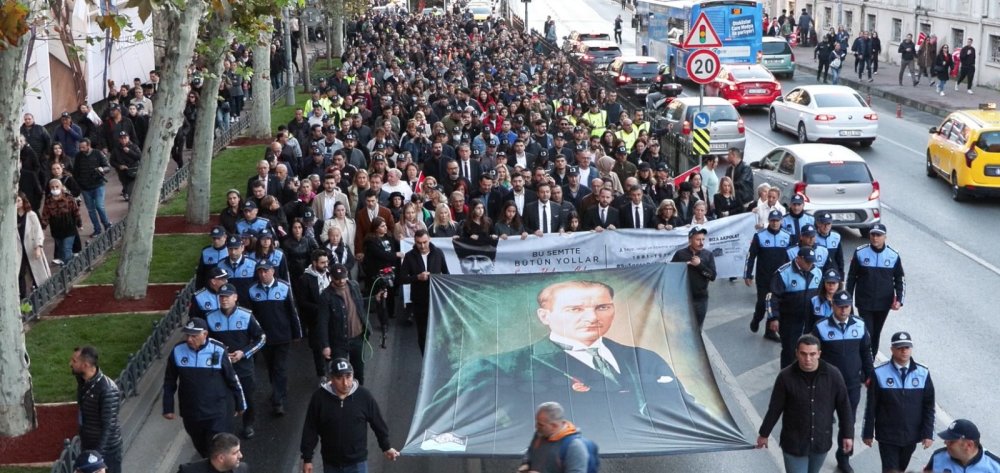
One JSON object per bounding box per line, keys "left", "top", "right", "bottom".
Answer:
{"left": 377, "top": 267, "right": 395, "bottom": 288}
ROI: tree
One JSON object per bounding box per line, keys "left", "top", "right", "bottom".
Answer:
{"left": 297, "top": 7, "right": 311, "bottom": 94}
{"left": 0, "top": 0, "right": 38, "bottom": 437}
{"left": 247, "top": 29, "right": 273, "bottom": 139}
{"left": 114, "top": 0, "right": 206, "bottom": 299}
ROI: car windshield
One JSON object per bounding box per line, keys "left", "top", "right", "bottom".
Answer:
{"left": 589, "top": 47, "right": 621, "bottom": 58}
{"left": 814, "top": 93, "right": 867, "bottom": 108}
{"left": 762, "top": 41, "right": 791, "bottom": 55}
{"left": 684, "top": 105, "right": 740, "bottom": 122}
{"left": 977, "top": 131, "right": 1000, "bottom": 152}
{"left": 731, "top": 67, "right": 773, "bottom": 80}
{"left": 623, "top": 62, "right": 660, "bottom": 76}
{"left": 803, "top": 162, "right": 872, "bottom": 184}
{"left": 471, "top": 6, "right": 490, "bottom": 14}
{"left": 580, "top": 33, "right": 611, "bottom": 41}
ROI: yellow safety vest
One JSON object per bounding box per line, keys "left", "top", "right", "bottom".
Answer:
{"left": 583, "top": 111, "right": 607, "bottom": 137}
{"left": 345, "top": 74, "right": 357, "bottom": 85}
{"left": 616, "top": 127, "right": 640, "bottom": 151}
{"left": 636, "top": 121, "right": 650, "bottom": 134}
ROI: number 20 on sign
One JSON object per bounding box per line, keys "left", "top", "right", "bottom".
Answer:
{"left": 686, "top": 49, "right": 721, "bottom": 85}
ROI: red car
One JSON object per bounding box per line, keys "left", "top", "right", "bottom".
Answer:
{"left": 705, "top": 64, "right": 782, "bottom": 108}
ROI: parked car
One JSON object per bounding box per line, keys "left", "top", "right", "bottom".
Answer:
{"left": 562, "top": 31, "right": 612, "bottom": 53}
{"left": 600, "top": 56, "right": 666, "bottom": 98}
{"left": 467, "top": 3, "right": 491, "bottom": 22}
{"left": 926, "top": 103, "right": 1000, "bottom": 201}
{"left": 769, "top": 85, "right": 878, "bottom": 147}
{"left": 750, "top": 144, "right": 882, "bottom": 233}
{"left": 662, "top": 96, "right": 746, "bottom": 157}
{"left": 705, "top": 64, "right": 782, "bottom": 108}
{"left": 761, "top": 36, "right": 796, "bottom": 78}
{"left": 571, "top": 40, "right": 623, "bottom": 68}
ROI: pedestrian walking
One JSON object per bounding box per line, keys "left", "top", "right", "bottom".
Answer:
{"left": 614, "top": 15, "right": 623, "bottom": 44}
{"left": 830, "top": 42, "right": 847, "bottom": 84}
{"left": 299, "top": 358, "right": 399, "bottom": 473}
{"left": 521, "top": 402, "right": 597, "bottom": 473}
{"left": 671, "top": 226, "right": 717, "bottom": 326}
{"left": 71, "top": 346, "right": 122, "bottom": 473}
{"left": 851, "top": 31, "right": 874, "bottom": 81}
{"left": 870, "top": 32, "right": 882, "bottom": 76}
{"left": 898, "top": 34, "right": 919, "bottom": 86}
{"left": 317, "top": 264, "right": 370, "bottom": 384}
{"left": 815, "top": 31, "right": 834, "bottom": 82}
{"left": 920, "top": 35, "right": 938, "bottom": 79}
{"left": 109, "top": 130, "right": 140, "bottom": 201}
{"left": 797, "top": 9, "right": 812, "bottom": 47}
{"left": 932, "top": 44, "right": 954, "bottom": 96}
{"left": 195, "top": 226, "right": 229, "bottom": 289}
{"left": 781, "top": 194, "right": 815, "bottom": 247}
{"left": 814, "top": 212, "right": 844, "bottom": 275}
{"left": 163, "top": 319, "right": 246, "bottom": 458}
{"left": 178, "top": 433, "right": 249, "bottom": 472}
{"left": 398, "top": 229, "right": 449, "bottom": 355}
{"left": 767, "top": 247, "right": 822, "bottom": 368}
{"left": 955, "top": 38, "right": 976, "bottom": 94}
{"left": 73, "top": 138, "right": 113, "bottom": 236}
{"left": 846, "top": 223, "right": 904, "bottom": 357}
{"left": 862, "top": 332, "right": 935, "bottom": 473}
{"left": 247, "top": 259, "right": 301, "bottom": 416}
{"left": 757, "top": 334, "right": 854, "bottom": 473}
{"left": 725, "top": 148, "right": 755, "bottom": 212}
{"left": 744, "top": 210, "right": 791, "bottom": 340}
{"left": 74, "top": 450, "right": 108, "bottom": 473}
{"left": 924, "top": 419, "right": 1000, "bottom": 472}
{"left": 811, "top": 291, "right": 874, "bottom": 473}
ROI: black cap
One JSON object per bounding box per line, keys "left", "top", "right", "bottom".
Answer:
{"left": 74, "top": 450, "right": 107, "bottom": 473}
{"left": 790, "top": 194, "right": 805, "bottom": 205}
{"left": 768, "top": 209, "right": 783, "bottom": 221}
{"left": 181, "top": 318, "right": 208, "bottom": 335}
{"left": 60, "top": 111, "right": 71, "bottom": 118}
{"left": 870, "top": 223, "right": 887, "bottom": 235}
{"left": 210, "top": 226, "right": 226, "bottom": 238}
{"left": 328, "top": 357, "right": 353, "bottom": 376}
{"left": 218, "top": 283, "right": 237, "bottom": 296}
{"left": 538, "top": 150, "right": 549, "bottom": 158}
{"left": 311, "top": 146, "right": 322, "bottom": 154}
{"left": 823, "top": 269, "right": 842, "bottom": 283}
{"left": 255, "top": 259, "right": 274, "bottom": 271}
{"left": 567, "top": 166, "right": 580, "bottom": 176}
{"left": 800, "top": 224, "right": 817, "bottom": 236}
{"left": 637, "top": 162, "right": 651, "bottom": 171}
{"left": 257, "top": 228, "right": 274, "bottom": 240}
{"left": 797, "top": 247, "right": 816, "bottom": 262}
{"left": 616, "top": 146, "right": 627, "bottom": 154}
{"left": 302, "top": 209, "right": 315, "bottom": 219}
{"left": 118, "top": 130, "right": 128, "bottom": 137}
{"left": 243, "top": 200, "right": 257, "bottom": 210}
{"left": 688, "top": 226, "right": 708, "bottom": 237}
{"left": 226, "top": 235, "right": 242, "bottom": 249}
{"left": 373, "top": 154, "right": 386, "bottom": 161}
{"left": 890, "top": 331, "right": 913, "bottom": 348}
{"left": 654, "top": 162, "right": 670, "bottom": 173}
{"left": 471, "top": 148, "right": 482, "bottom": 156}
{"left": 832, "top": 290, "right": 852, "bottom": 306}
{"left": 938, "top": 419, "right": 981, "bottom": 441}
{"left": 210, "top": 267, "right": 230, "bottom": 280}
{"left": 574, "top": 143, "right": 587, "bottom": 152}
{"left": 331, "top": 264, "right": 348, "bottom": 280}
{"left": 345, "top": 133, "right": 357, "bottom": 141}
{"left": 374, "top": 143, "right": 386, "bottom": 151}
{"left": 816, "top": 212, "right": 833, "bottom": 224}
{"left": 589, "top": 99, "right": 597, "bottom": 106}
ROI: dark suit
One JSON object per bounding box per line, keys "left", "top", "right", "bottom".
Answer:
{"left": 582, "top": 205, "right": 621, "bottom": 230}
{"left": 295, "top": 268, "right": 328, "bottom": 377}
{"left": 469, "top": 187, "right": 505, "bottom": 221}
{"left": 522, "top": 200, "right": 564, "bottom": 234}
{"left": 618, "top": 202, "right": 656, "bottom": 229}
{"left": 398, "top": 244, "right": 449, "bottom": 355}
{"left": 455, "top": 158, "right": 483, "bottom": 184}
{"left": 246, "top": 174, "right": 281, "bottom": 198}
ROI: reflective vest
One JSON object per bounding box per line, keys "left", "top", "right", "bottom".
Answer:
{"left": 583, "top": 110, "right": 607, "bottom": 137}
{"left": 616, "top": 127, "right": 640, "bottom": 152}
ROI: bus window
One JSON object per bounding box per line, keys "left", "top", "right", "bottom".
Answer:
{"left": 667, "top": 18, "right": 685, "bottom": 43}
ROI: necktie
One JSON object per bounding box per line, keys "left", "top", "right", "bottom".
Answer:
{"left": 839, "top": 322, "right": 847, "bottom": 332}
{"left": 634, "top": 206, "right": 641, "bottom": 228}
{"left": 586, "top": 347, "right": 621, "bottom": 388}
{"left": 542, "top": 204, "right": 549, "bottom": 233}
{"left": 899, "top": 366, "right": 908, "bottom": 380}
{"left": 462, "top": 161, "right": 469, "bottom": 179}
{"left": 600, "top": 207, "right": 606, "bottom": 225}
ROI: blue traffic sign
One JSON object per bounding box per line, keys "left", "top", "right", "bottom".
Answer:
{"left": 693, "top": 111, "right": 710, "bottom": 129}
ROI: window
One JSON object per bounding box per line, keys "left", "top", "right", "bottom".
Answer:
{"left": 845, "top": 11, "right": 854, "bottom": 33}
{"left": 762, "top": 151, "right": 785, "bottom": 171}
{"left": 866, "top": 14, "right": 876, "bottom": 33}
{"left": 804, "top": 162, "right": 873, "bottom": 184}
{"left": 991, "top": 35, "right": 1000, "bottom": 64}
{"left": 892, "top": 18, "right": 902, "bottom": 42}
{"left": 952, "top": 28, "right": 964, "bottom": 50}
{"left": 778, "top": 154, "right": 796, "bottom": 174}
{"left": 823, "top": 7, "right": 832, "bottom": 29}
{"left": 920, "top": 23, "right": 931, "bottom": 39}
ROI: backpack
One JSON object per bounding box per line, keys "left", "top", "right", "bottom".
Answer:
{"left": 558, "top": 433, "right": 600, "bottom": 473}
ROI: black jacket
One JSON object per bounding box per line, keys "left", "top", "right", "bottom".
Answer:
{"left": 76, "top": 370, "right": 123, "bottom": 453}
{"left": 296, "top": 266, "right": 328, "bottom": 348}
{"left": 74, "top": 149, "right": 111, "bottom": 191}
{"left": 398, "top": 244, "right": 449, "bottom": 307}
{"left": 671, "top": 247, "right": 717, "bottom": 298}
{"left": 759, "top": 360, "right": 854, "bottom": 456}
{"left": 299, "top": 382, "right": 391, "bottom": 466}
{"left": 178, "top": 458, "right": 249, "bottom": 472}
{"left": 727, "top": 159, "right": 755, "bottom": 207}
{"left": 317, "top": 280, "right": 368, "bottom": 353}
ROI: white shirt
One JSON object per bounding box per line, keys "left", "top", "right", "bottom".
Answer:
{"left": 549, "top": 334, "right": 621, "bottom": 373}
{"left": 537, "top": 200, "right": 551, "bottom": 232}
{"left": 513, "top": 191, "right": 525, "bottom": 215}
{"left": 515, "top": 153, "right": 528, "bottom": 169}
{"left": 420, "top": 252, "right": 429, "bottom": 271}
{"left": 381, "top": 181, "right": 413, "bottom": 201}
{"left": 322, "top": 192, "right": 337, "bottom": 220}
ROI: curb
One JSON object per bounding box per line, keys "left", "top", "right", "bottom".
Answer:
{"left": 119, "top": 330, "right": 184, "bottom": 454}
{"left": 794, "top": 62, "right": 951, "bottom": 119}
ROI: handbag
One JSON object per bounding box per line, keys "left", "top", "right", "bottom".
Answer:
{"left": 830, "top": 57, "right": 841, "bottom": 69}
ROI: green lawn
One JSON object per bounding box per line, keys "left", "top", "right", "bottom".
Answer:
{"left": 28, "top": 313, "right": 161, "bottom": 403}
{"left": 83, "top": 234, "right": 205, "bottom": 285}
{"left": 158, "top": 145, "right": 267, "bottom": 216}
{"left": 271, "top": 92, "right": 312, "bottom": 133}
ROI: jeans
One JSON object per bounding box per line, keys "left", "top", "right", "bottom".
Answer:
{"left": 216, "top": 107, "right": 230, "bottom": 131}
{"left": 81, "top": 186, "right": 111, "bottom": 234}
{"left": 324, "top": 461, "right": 367, "bottom": 473}
{"left": 56, "top": 236, "right": 75, "bottom": 262}
{"left": 831, "top": 67, "right": 841, "bottom": 85}
{"left": 782, "top": 451, "right": 828, "bottom": 473}
{"left": 937, "top": 78, "right": 948, "bottom": 93}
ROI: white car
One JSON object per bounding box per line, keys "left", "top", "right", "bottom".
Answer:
{"left": 768, "top": 85, "right": 878, "bottom": 147}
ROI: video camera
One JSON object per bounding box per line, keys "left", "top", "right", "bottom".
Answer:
{"left": 377, "top": 267, "right": 395, "bottom": 289}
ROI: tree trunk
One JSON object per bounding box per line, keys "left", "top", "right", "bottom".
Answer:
{"left": 151, "top": 9, "right": 170, "bottom": 70}
{"left": 114, "top": 0, "right": 207, "bottom": 299}
{"left": 298, "top": 8, "right": 312, "bottom": 94}
{"left": 331, "top": 0, "right": 344, "bottom": 60}
{"left": 324, "top": 18, "right": 332, "bottom": 68}
{"left": 248, "top": 30, "right": 272, "bottom": 139}
{"left": 0, "top": 16, "right": 37, "bottom": 438}
{"left": 185, "top": 21, "right": 232, "bottom": 225}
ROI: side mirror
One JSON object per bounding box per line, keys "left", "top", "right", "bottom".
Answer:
{"left": 562, "top": 36, "right": 568, "bottom": 40}
{"left": 928, "top": 126, "right": 938, "bottom": 134}
{"left": 774, "top": 96, "right": 784, "bottom": 102}
{"left": 750, "top": 161, "right": 761, "bottom": 169}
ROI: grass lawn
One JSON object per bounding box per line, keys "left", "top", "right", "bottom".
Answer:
{"left": 158, "top": 145, "right": 267, "bottom": 216}
{"left": 28, "top": 313, "right": 161, "bottom": 403}
{"left": 270, "top": 91, "right": 312, "bottom": 133}
{"left": 311, "top": 57, "right": 343, "bottom": 79}
{"left": 83, "top": 234, "right": 205, "bottom": 285}
{"left": 0, "top": 467, "right": 51, "bottom": 473}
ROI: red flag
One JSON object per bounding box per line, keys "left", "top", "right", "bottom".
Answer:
{"left": 916, "top": 32, "right": 926, "bottom": 49}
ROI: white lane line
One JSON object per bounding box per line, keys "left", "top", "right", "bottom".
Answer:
{"left": 945, "top": 240, "right": 1000, "bottom": 276}
{"left": 875, "top": 134, "right": 926, "bottom": 157}
{"left": 744, "top": 125, "right": 782, "bottom": 148}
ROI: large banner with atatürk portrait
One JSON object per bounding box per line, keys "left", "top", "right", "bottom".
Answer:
{"left": 402, "top": 265, "right": 751, "bottom": 457}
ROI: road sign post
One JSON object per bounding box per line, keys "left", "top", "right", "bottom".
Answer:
{"left": 680, "top": 13, "right": 722, "bottom": 164}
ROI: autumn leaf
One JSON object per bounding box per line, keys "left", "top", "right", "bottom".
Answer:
{"left": 0, "top": 0, "right": 31, "bottom": 51}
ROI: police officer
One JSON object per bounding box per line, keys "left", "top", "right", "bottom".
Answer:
{"left": 863, "top": 331, "right": 935, "bottom": 473}
{"left": 786, "top": 224, "right": 833, "bottom": 273}
{"left": 582, "top": 100, "right": 607, "bottom": 138}
{"left": 190, "top": 267, "right": 229, "bottom": 321}
{"left": 811, "top": 290, "right": 874, "bottom": 473}
{"left": 196, "top": 226, "right": 229, "bottom": 289}
{"left": 247, "top": 259, "right": 301, "bottom": 416}
{"left": 205, "top": 283, "right": 265, "bottom": 439}
{"left": 781, "top": 194, "right": 815, "bottom": 246}
{"left": 744, "top": 210, "right": 792, "bottom": 341}
{"left": 767, "top": 247, "right": 822, "bottom": 368}
{"left": 317, "top": 264, "right": 369, "bottom": 384}
{"left": 162, "top": 319, "right": 246, "bottom": 458}
{"left": 925, "top": 419, "right": 1000, "bottom": 472}
{"left": 235, "top": 200, "right": 271, "bottom": 236}
{"left": 815, "top": 212, "right": 844, "bottom": 275}
{"left": 811, "top": 268, "right": 843, "bottom": 323}
{"left": 216, "top": 235, "right": 258, "bottom": 302}
{"left": 846, "top": 223, "right": 905, "bottom": 357}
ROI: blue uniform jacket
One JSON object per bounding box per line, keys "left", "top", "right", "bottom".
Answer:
{"left": 811, "top": 316, "right": 874, "bottom": 387}
{"left": 926, "top": 446, "right": 1000, "bottom": 472}
{"left": 767, "top": 262, "right": 822, "bottom": 327}
{"left": 862, "top": 359, "right": 935, "bottom": 445}
{"left": 847, "top": 244, "right": 905, "bottom": 311}
{"left": 195, "top": 245, "right": 227, "bottom": 289}
{"left": 786, "top": 245, "right": 832, "bottom": 274}
{"left": 163, "top": 339, "right": 246, "bottom": 420}
{"left": 204, "top": 307, "right": 266, "bottom": 378}
{"left": 188, "top": 287, "right": 220, "bottom": 321}
{"left": 816, "top": 230, "right": 844, "bottom": 274}
{"left": 744, "top": 227, "right": 792, "bottom": 283}
{"left": 781, "top": 212, "right": 815, "bottom": 246}
{"left": 216, "top": 256, "right": 258, "bottom": 301}
{"left": 247, "top": 279, "right": 302, "bottom": 344}
{"left": 235, "top": 217, "right": 271, "bottom": 236}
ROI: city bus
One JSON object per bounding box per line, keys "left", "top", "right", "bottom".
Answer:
{"left": 635, "top": 0, "right": 763, "bottom": 81}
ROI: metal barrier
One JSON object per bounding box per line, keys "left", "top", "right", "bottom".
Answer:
{"left": 49, "top": 437, "right": 81, "bottom": 473}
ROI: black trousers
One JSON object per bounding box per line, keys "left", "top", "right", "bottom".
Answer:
{"left": 817, "top": 60, "right": 830, "bottom": 82}
{"left": 753, "top": 284, "right": 769, "bottom": 322}
{"left": 835, "top": 383, "right": 862, "bottom": 465}
{"left": 859, "top": 308, "right": 890, "bottom": 358}
{"left": 956, "top": 66, "right": 975, "bottom": 90}
{"left": 335, "top": 335, "right": 366, "bottom": 384}
{"left": 877, "top": 442, "right": 918, "bottom": 472}
{"left": 778, "top": 320, "right": 807, "bottom": 368}
{"left": 692, "top": 296, "right": 708, "bottom": 326}
{"left": 238, "top": 374, "right": 256, "bottom": 428}
{"left": 182, "top": 416, "right": 230, "bottom": 458}
{"left": 262, "top": 343, "right": 290, "bottom": 407}
{"left": 413, "top": 301, "right": 430, "bottom": 355}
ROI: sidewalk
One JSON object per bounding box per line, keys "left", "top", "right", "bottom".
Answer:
{"left": 791, "top": 44, "right": 994, "bottom": 118}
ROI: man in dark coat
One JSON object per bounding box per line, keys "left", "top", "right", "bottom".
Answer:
{"left": 72, "top": 346, "right": 122, "bottom": 473}
{"left": 671, "top": 226, "right": 717, "bottom": 326}
{"left": 725, "top": 148, "right": 755, "bottom": 211}
{"left": 398, "top": 229, "right": 449, "bottom": 355}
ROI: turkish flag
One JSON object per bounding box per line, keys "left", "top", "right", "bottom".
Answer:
{"left": 916, "top": 32, "right": 927, "bottom": 50}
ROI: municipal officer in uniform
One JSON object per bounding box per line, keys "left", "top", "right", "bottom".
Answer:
{"left": 247, "top": 259, "right": 301, "bottom": 416}
{"left": 216, "top": 235, "right": 258, "bottom": 302}
{"left": 863, "top": 331, "right": 935, "bottom": 473}
{"left": 781, "top": 194, "right": 815, "bottom": 246}
{"left": 744, "top": 209, "right": 792, "bottom": 341}
{"left": 811, "top": 268, "right": 844, "bottom": 323}
{"left": 189, "top": 267, "right": 228, "bottom": 321}
{"left": 235, "top": 200, "right": 271, "bottom": 236}
{"left": 786, "top": 224, "right": 833, "bottom": 274}
{"left": 204, "top": 283, "right": 265, "bottom": 439}
{"left": 925, "top": 419, "right": 1000, "bottom": 472}
{"left": 767, "top": 247, "right": 822, "bottom": 368}
{"left": 811, "top": 290, "right": 874, "bottom": 473}
{"left": 162, "top": 318, "right": 246, "bottom": 458}
{"left": 196, "top": 226, "right": 229, "bottom": 289}
{"left": 582, "top": 100, "right": 607, "bottom": 137}
{"left": 847, "top": 223, "right": 905, "bottom": 357}
{"left": 815, "top": 212, "right": 844, "bottom": 275}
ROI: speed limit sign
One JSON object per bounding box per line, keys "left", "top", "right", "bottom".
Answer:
{"left": 686, "top": 49, "right": 721, "bottom": 84}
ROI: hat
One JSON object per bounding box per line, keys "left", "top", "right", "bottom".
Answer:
{"left": 226, "top": 235, "right": 242, "bottom": 249}
{"left": 789, "top": 194, "right": 805, "bottom": 205}
{"left": 638, "top": 162, "right": 651, "bottom": 171}
{"left": 679, "top": 181, "right": 693, "bottom": 192}
{"left": 870, "top": 223, "right": 887, "bottom": 235}
{"left": 589, "top": 99, "right": 598, "bottom": 106}
{"left": 471, "top": 148, "right": 482, "bottom": 156}
{"left": 210, "top": 226, "right": 227, "bottom": 238}
{"left": 538, "top": 150, "right": 549, "bottom": 158}
{"left": 74, "top": 450, "right": 107, "bottom": 473}
{"left": 654, "top": 162, "right": 670, "bottom": 173}
{"left": 328, "top": 357, "right": 354, "bottom": 376}
{"left": 800, "top": 224, "right": 817, "bottom": 237}
{"left": 118, "top": 130, "right": 128, "bottom": 137}
{"left": 331, "top": 263, "right": 348, "bottom": 280}
{"left": 257, "top": 228, "right": 274, "bottom": 240}
{"left": 302, "top": 209, "right": 315, "bottom": 220}
{"left": 616, "top": 146, "right": 627, "bottom": 154}
{"left": 816, "top": 212, "right": 833, "bottom": 224}
{"left": 574, "top": 143, "right": 587, "bottom": 152}
{"left": 567, "top": 166, "right": 580, "bottom": 176}
{"left": 255, "top": 259, "right": 274, "bottom": 271}
{"left": 345, "top": 133, "right": 358, "bottom": 141}
{"left": 181, "top": 318, "right": 208, "bottom": 335}
{"left": 210, "top": 267, "right": 230, "bottom": 280}
{"left": 573, "top": 126, "right": 584, "bottom": 133}
{"left": 61, "top": 111, "right": 71, "bottom": 118}
{"left": 242, "top": 200, "right": 257, "bottom": 210}
{"left": 768, "top": 210, "right": 783, "bottom": 221}
{"left": 890, "top": 331, "right": 913, "bottom": 348}
{"left": 518, "top": 126, "right": 529, "bottom": 133}
{"left": 311, "top": 146, "right": 322, "bottom": 154}
{"left": 823, "top": 269, "right": 842, "bottom": 283}
{"left": 938, "top": 419, "right": 981, "bottom": 441}
{"left": 374, "top": 143, "right": 386, "bottom": 151}
{"left": 797, "top": 247, "right": 816, "bottom": 262}
{"left": 373, "top": 154, "right": 386, "bottom": 161}
{"left": 218, "top": 283, "right": 237, "bottom": 296}
{"left": 832, "top": 290, "right": 853, "bottom": 307}
{"left": 688, "top": 226, "right": 708, "bottom": 237}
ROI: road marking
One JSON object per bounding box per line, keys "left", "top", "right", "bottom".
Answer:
{"left": 945, "top": 240, "right": 1000, "bottom": 276}
{"left": 745, "top": 125, "right": 782, "bottom": 148}
{"left": 874, "top": 135, "right": 925, "bottom": 157}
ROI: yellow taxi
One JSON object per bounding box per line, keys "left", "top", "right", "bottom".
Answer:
{"left": 926, "top": 103, "right": 1000, "bottom": 201}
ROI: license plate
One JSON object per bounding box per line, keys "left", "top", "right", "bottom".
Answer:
{"left": 832, "top": 212, "right": 856, "bottom": 221}
{"left": 747, "top": 88, "right": 768, "bottom": 94}
{"left": 635, "top": 87, "right": 649, "bottom": 94}
{"left": 839, "top": 130, "right": 862, "bottom": 137}
{"left": 710, "top": 143, "right": 728, "bottom": 150}
{"left": 765, "top": 59, "right": 782, "bottom": 64}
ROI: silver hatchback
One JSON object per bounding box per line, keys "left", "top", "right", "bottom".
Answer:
{"left": 749, "top": 144, "right": 882, "bottom": 233}
{"left": 663, "top": 96, "right": 747, "bottom": 156}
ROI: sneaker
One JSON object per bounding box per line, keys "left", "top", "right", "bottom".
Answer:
{"left": 873, "top": 71, "right": 878, "bottom": 75}
{"left": 868, "top": 78, "right": 874, "bottom": 82}
{"left": 940, "top": 91, "right": 945, "bottom": 96}
{"left": 242, "top": 426, "right": 255, "bottom": 439}
{"left": 955, "top": 84, "right": 959, "bottom": 91}
{"left": 52, "top": 259, "right": 64, "bottom": 266}
{"left": 968, "top": 89, "right": 974, "bottom": 94}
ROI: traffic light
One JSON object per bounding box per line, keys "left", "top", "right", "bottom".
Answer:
{"left": 699, "top": 24, "right": 706, "bottom": 43}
